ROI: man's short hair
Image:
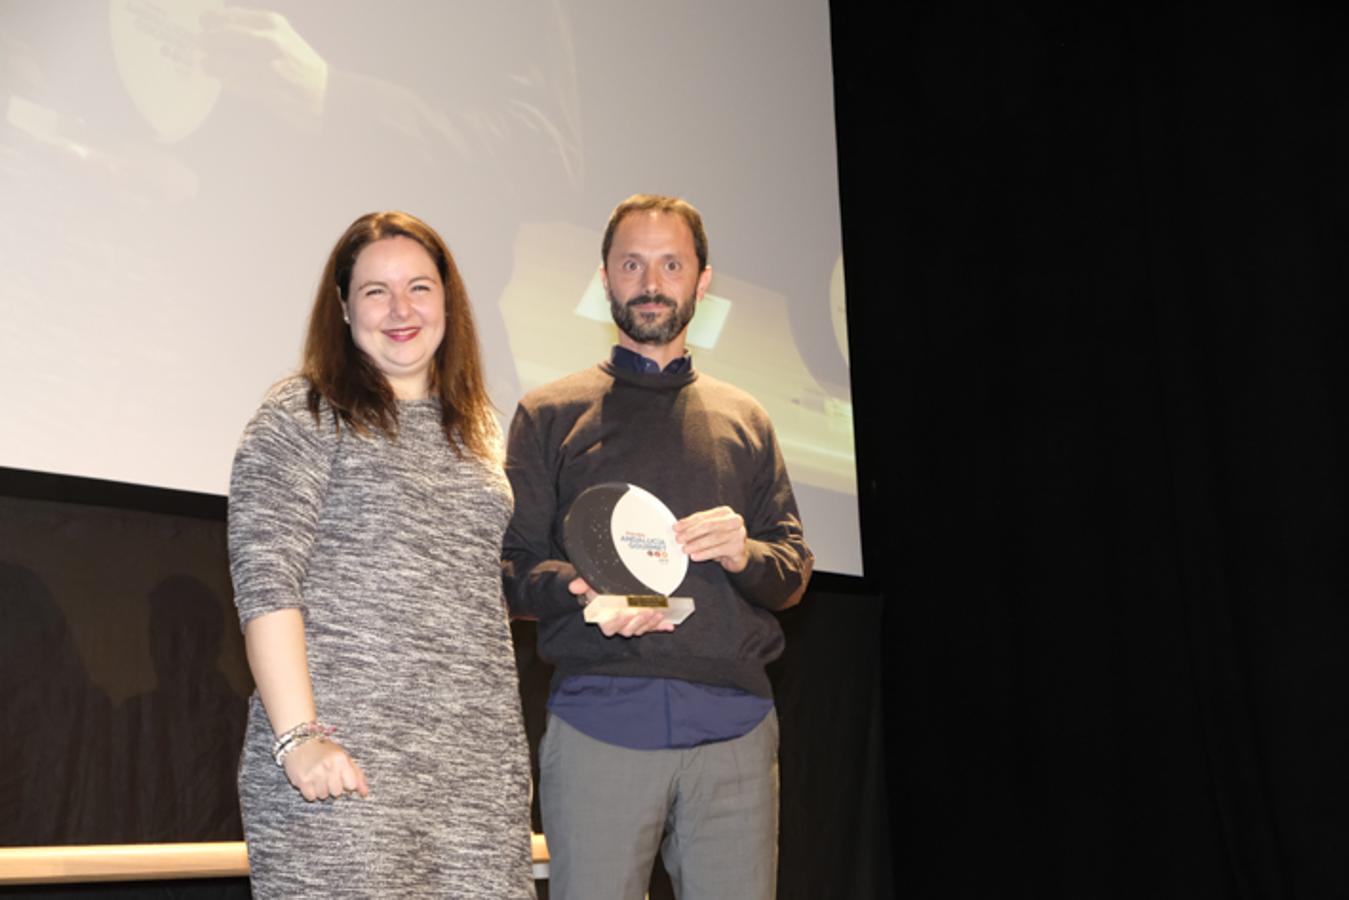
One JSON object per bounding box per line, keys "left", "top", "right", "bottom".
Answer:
{"left": 601, "top": 194, "right": 709, "bottom": 273}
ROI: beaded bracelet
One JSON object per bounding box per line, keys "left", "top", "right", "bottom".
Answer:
{"left": 271, "top": 720, "right": 336, "bottom": 767}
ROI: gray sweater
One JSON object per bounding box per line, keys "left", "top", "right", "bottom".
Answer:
{"left": 229, "top": 377, "right": 534, "bottom": 898}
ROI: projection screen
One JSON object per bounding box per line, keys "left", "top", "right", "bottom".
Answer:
{"left": 0, "top": 0, "right": 860, "bottom": 575}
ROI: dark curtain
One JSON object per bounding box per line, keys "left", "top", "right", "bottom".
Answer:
{"left": 0, "top": 491, "right": 248, "bottom": 849}
{"left": 835, "top": 2, "right": 1349, "bottom": 897}
{"left": 0, "top": 476, "right": 889, "bottom": 898}
{"left": 0, "top": 483, "right": 252, "bottom": 899}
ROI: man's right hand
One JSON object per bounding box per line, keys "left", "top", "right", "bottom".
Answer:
{"left": 569, "top": 577, "right": 677, "bottom": 638}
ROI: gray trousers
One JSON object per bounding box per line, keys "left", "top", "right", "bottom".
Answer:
{"left": 539, "top": 710, "right": 779, "bottom": 900}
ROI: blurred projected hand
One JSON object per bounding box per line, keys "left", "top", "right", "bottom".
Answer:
{"left": 200, "top": 7, "right": 329, "bottom": 128}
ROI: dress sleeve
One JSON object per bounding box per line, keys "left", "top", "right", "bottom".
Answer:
{"left": 727, "top": 417, "right": 814, "bottom": 612}
{"left": 227, "top": 390, "right": 334, "bottom": 627}
{"left": 501, "top": 402, "right": 582, "bottom": 621}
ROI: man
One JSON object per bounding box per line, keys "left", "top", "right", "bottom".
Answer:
{"left": 503, "top": 194, "right": 812, "bottom": 900}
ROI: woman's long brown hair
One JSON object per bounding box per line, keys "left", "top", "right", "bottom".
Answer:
{"left": 302, "top": 211, "right": 494, "bottom": 459}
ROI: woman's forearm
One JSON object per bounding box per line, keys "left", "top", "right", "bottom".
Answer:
{"left": 242, "top": 607, "right": 368, "bottom": 799}
{"left": 243, "top": 607, "right": 317, "bottom": 737}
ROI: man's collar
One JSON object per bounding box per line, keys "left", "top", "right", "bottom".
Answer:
{"left": 609, "top": 345, "right": 693, "bottom": 376}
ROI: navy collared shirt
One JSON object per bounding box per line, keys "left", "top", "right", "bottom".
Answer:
{"left": 608, "top": 343, "right": 693, "bottom": 376}
{"left": 546, "top": 347, "right": 774, "bottom": 749}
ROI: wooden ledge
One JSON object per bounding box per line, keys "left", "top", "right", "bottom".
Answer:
{"left": 0, "top": 836, "right": 550, "bottom": 885}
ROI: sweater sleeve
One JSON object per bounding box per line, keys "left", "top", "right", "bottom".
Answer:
{"left": 501, "top": 402, "right": 582, "bottom": 621}
{"left": 726, "top": 417, "right": 814, "bottom": 611}
{"left": 227, "top": 386, "right": 334, "bottom": 627}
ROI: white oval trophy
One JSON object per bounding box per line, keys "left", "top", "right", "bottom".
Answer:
{"left": 563, "top": 483, "right": 694, "bottom": 626}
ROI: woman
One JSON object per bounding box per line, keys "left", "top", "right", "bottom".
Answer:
{"left": 228, "top": 211, "right": 535, "bottom": 897}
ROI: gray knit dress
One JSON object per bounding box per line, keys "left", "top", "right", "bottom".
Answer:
{"left": 228, "top": 378, "right": 535, "bottom": 898}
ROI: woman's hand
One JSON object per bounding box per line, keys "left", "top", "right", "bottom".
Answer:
{"left": 282, "top": 739, "right": 369, "bottom": 802}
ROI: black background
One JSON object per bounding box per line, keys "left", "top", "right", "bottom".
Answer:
{"left": 838, "top": 2, "right": 1349, "bottom": 897}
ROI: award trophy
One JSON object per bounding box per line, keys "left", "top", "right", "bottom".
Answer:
{"left": 563, "top": 483, "right": 695, "bottom": 626}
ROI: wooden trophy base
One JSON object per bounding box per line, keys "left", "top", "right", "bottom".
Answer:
{"left": 583, "top": 594, "right": 695, "bottom": 626}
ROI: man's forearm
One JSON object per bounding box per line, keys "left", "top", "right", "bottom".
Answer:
{"left": 728, "top": 537, "right": 814, "bottom": 611}
{"left": 503, "top": 552, "right": 582, "bottom": 621}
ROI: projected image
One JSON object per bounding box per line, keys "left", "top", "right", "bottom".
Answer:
{"left": 0, "top": 0, "right": 859, "bottom": 574}
{"left": 109, "top": 0, "right": 225, "bottom": 143}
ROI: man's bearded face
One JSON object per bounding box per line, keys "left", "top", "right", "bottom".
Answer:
{"left": 608, "top": 286, "right": 696, "bottom": 346}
